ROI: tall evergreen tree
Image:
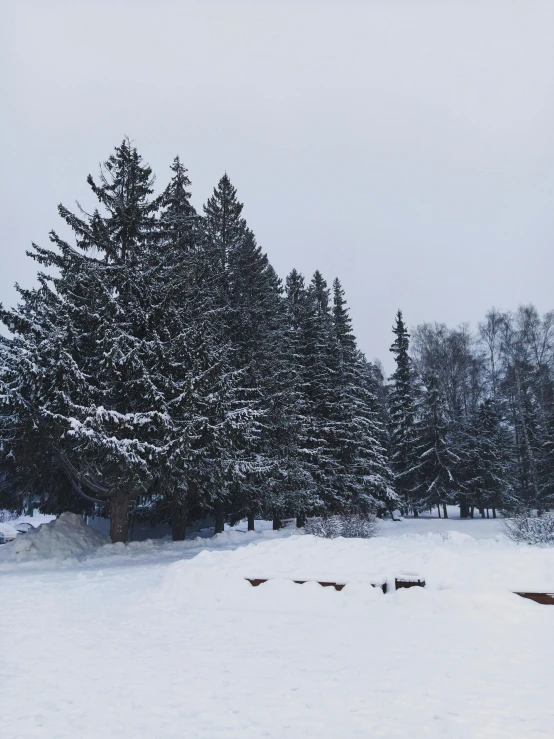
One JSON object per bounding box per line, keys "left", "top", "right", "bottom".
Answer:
{"left": 300, "top": 271, "right": 342, "bottom": 512}
{"left": 330, "top": 279, "right": 397, "bottom": 514}
{"left": 460, "top": 399, "right": 513, "bottom": 516}
{"left": 388, "top": 311, "right": 418, "bottom": 514}
{"left": 282, "top": 269, "right": 320, "bottom": 523}
{"left": 200, "top": 175, "right": 270, "bottom": 529}
{"left": 0, "top": 287, "right": 90, "bottom": 516}
{"left": 410, "top": 373, "right": 459, "bottom": 517}
{"left": 227, "top": 233, "right": 308, "bottom": 528}
{"left": 157, "top": 166, "right": 260, "bottom": 538}
{"left": 152, "top": 155, "right": 205, "bottom": 539}
{"left": 1, "top": 140, "right": 171, "bottom": 542}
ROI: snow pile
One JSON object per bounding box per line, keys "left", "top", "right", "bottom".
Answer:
{"left": 0, "top": 512, "right": 109, "bottom": 562}
{"left": 158, "top": 530, "right": 554, "bottom": 609}
{"left": 158, "top": 552, "right": 387, "bottom": 616}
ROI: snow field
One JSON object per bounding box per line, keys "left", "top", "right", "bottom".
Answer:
{"left": 2, "top": 518, "right": 554, "bottom": 737}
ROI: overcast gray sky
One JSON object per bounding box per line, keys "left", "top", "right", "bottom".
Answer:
{"left": 2, "top": 0, "right": 553, "bottom": 372}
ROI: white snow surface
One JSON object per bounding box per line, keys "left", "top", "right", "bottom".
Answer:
{"left": 2, "top": 514, "right": 554, "bottom": 737}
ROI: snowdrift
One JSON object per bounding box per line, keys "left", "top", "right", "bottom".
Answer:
{"left": 0, "top": 512, "right": 109, "bottom": 562}
{"left": 158, "top": 531, "right": 554, "bottom": 611}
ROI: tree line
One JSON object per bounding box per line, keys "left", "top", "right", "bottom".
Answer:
{"left": 1, "top": 140, "right": 552, "bottom": 541}
{"left": 0, "top": 140, "right": 396, "bottom": 541}
{"left": 389, "top": 307, "right": 554, "bottom": 519}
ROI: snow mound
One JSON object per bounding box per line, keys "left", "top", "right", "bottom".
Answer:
{"left": 157, "top": 530, "right": 554, "bottom": 608}
{"left": 0, "top": 512, "right": 109, "bottom": 562}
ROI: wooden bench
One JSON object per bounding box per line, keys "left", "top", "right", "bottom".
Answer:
{"left": 246, "top": 579, "right": 554, "bottom": 605}
{"left": 395, "top": 577, "right": 426, "bottom": 590}
{"left": 246, "top": 578, "right": 388, "bottom": 593}
{"left": 515, "top": 592, "right": 554, "bottom": 605}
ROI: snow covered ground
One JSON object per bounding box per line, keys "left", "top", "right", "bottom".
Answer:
{"left": 2, "top": 512, "right": 554, "bottom": 738}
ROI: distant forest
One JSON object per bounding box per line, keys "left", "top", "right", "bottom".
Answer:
{"left": 1, "top": 139, "right": 552, "bottom": 542}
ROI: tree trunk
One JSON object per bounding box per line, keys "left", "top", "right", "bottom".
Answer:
{"left": 273, "top": 517, "right": 282, "bottom": 530}
{"left": 172, "top": 500, "right": 187, "bottom": 541}
{"left": 296, "top": 514, "right": 306, "bottom": 528}
{"left": 460, "top": 501, "right": 469, "bottom": 519}
{"left": 479, "top": 506, "right": 485, "bottom": 518}
{"left": 413, "top": 509, "right": 419, "bottom": 518}
{"left": 470, "top": 506, "right": 474, "bottom": 518}
{"left": 442, "top": 503, "right": 448, "bottom": 519}
{"left": 486, "top": 508, "right": 490, "bottom": 519}
{"left": 437, "top": 504, "right": 441, "bottom": 518}
{"left": 247, "top": 512, "right": 255, "bottom": 531}
{"left": 492, "top": 508, "right": 497, "bottom": 518}
{"left": 214, "top": 500, "right": 225, "bottom": 535}
{"left": 109, "top": 493, "right": 129, "bottom": 544}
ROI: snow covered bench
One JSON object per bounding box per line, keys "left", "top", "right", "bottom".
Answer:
{"left": 246, "top": 578, "right": 389, "bottom": 593}
{"left": 246, "top": 580, "right": 554, "bottom": 605}
{"left": 515, "top": 592, "right": 554, "bottom": 605}
{"left": 395, "top": 576, "right": 426, "bottom": 590}
{"left": 245, "top": 577, "right": 427, "bottom": 593}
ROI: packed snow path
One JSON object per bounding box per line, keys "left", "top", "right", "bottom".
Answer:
{"left": 2, "top": 516, "right": 554, "bottom": 738}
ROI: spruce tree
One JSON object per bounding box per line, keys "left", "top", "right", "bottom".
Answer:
{"left": 461, "top": 399, "right": 513, "bottom": 516}
{"left": 152, "top": 165, "right": 261, "bottom": 537}
{"left": 410, "top": 373, "right": 459, "bottom": 517}
{"left": 227, "top": 232, "right": 306, "bottom": 527}
{"left": 302, "top": 271, "right": 341, "bottom": 512}
{"left": 157, "top": 156, "right": 198, "bottom": 252}
{"left": 153, "top": 156, "right": 202, "bottom": 539}
{"left": 0, "top": 290, "right": 85, "bottom": 515}
{"left": 1, "top": 140, "right": 170, "bottom": 542}
{"left": 282, "top": 269, "right": 320, "bottom": 522}
{"left": 330, "top": 279, "right": 397, "bottom": 514}
{"left": 388, "top": 311, "right": 418, "bottom": 514}
{"left": 200, "top": 175, "right": 270, "bottom": 529}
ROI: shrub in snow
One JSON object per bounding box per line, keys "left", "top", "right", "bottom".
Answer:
{"left": 503, "top": 512, "right": 554, "bottom": 545}
{"left": 304, "top": 517, "right": 342, "bottom": 538}
{"left": 304, "top": 514, "right": 378, "bottom": 539}
{"left": 340, "top": 514, "right": 378, "bottom": 539}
